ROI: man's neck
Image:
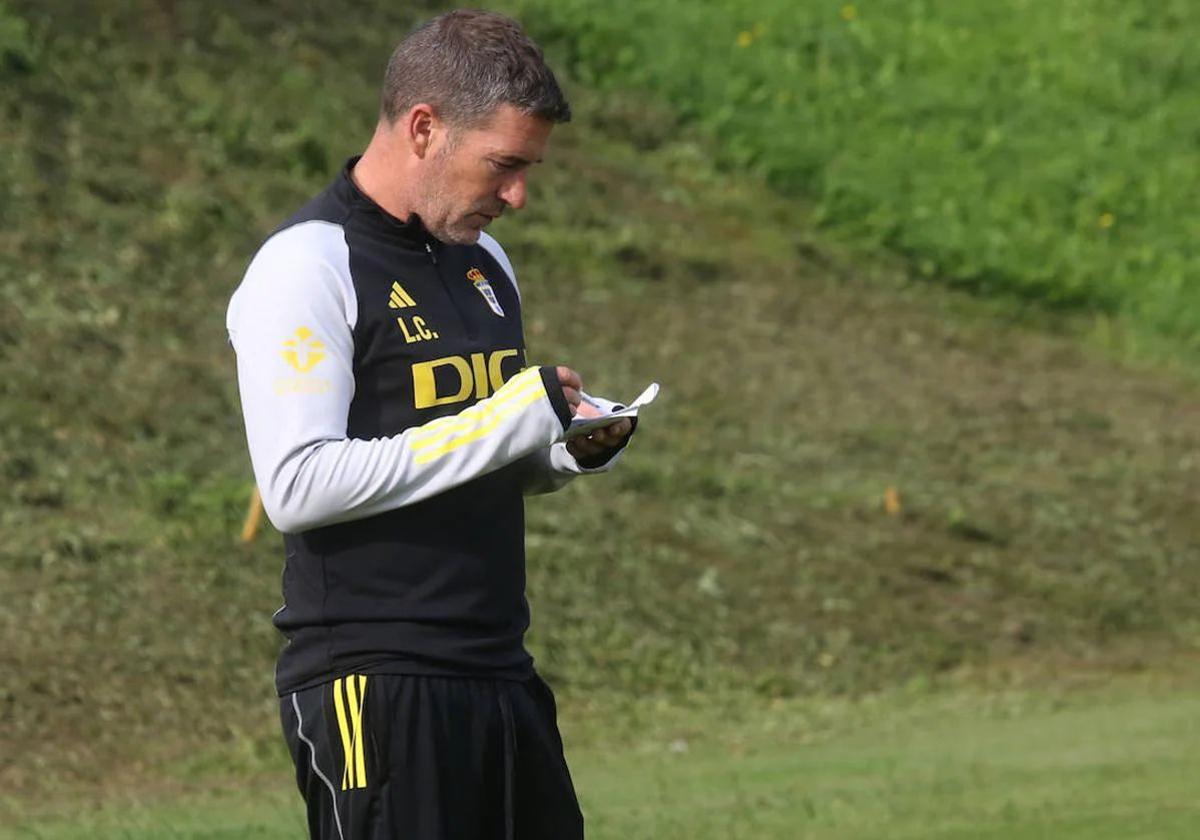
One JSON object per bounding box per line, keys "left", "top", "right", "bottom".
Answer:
{"left": 351, "top": 128, "right": 417, "bottom": 222}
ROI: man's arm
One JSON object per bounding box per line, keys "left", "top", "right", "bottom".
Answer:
{"left": 227, "top": 224, "right": 575, "bottom": 533}
{"left": 477, "top": 232, "right": 636, "bottom": 496}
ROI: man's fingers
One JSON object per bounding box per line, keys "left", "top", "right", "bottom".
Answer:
{"left": 575, "top": 401, "right": 603, "bottom": 419}
{"left": 588, "top": 429, "right": 616, "bottom": 446}
{"left": 555, "top": 366, "right": 583, "bottom": 417}
{"left": 566, "top": 417, "right": 633, "bottom": 460}
{"left": 588, "top": 419, "right": 631, "bottom": 446}
{"left": 598, "top": 419, "right": 632, "bottom": 440}
{"left": 566, "top": 437, "right": 604, "bottom": 459}
{"left": 555, "top": 366, "right": 582, "bottom": 392}
{"left": 563, "top": 386, "right": 581, "bottom": 415}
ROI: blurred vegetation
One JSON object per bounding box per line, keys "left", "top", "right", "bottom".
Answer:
{"left": 2, "top": 0, "right": 1199, "bottom": 813}
{"left": 507, "top": 0, "right": 1200, "bottom": 351}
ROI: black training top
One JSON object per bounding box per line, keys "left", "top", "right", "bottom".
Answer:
{"left": 227, "top": 159, "right": 587, "bottom": 694}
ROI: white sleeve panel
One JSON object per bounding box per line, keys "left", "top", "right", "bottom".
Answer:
{"left": 227, "top": 223, "right": 568, "bottom": 534}
{"left": 518, "top": 441, "right": 630, "bottom": 496}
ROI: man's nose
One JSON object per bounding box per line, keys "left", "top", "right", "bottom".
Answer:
{"left": 498, "top": 172, "right": 527, "bottom": 210}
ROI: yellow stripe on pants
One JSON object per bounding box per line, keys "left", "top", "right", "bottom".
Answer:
{"left": 344, "top": 675, "right": 367, "bottom": 790}
{"left": 332, "top": 676, "right": 368, "bottom": 790}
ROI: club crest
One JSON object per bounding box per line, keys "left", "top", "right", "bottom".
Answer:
{"left": 466, "top": 267, "right": 505, "bottom": 317}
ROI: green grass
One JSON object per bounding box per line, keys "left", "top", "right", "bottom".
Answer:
{"left": 7, "top": 667, "right": 1200, "bottom": 838}
{"left": 4, "top": 0, "right": 1200, "bottom": 816}
{"left": 507, "top": 0, "right": 1200, "bottom": 350}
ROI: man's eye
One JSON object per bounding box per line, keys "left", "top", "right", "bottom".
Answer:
{"left": 489, "top": 159, "right": 516, "bottom": 172}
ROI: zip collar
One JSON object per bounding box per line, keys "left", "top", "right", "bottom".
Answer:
{"left": 337, "top": 155, "right": 437, "bottom": 249}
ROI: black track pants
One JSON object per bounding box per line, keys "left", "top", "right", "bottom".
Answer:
{"left": 279, "top": 673, "right": 585, "bottom": 840}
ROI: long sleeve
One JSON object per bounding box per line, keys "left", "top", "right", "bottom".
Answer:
{"left": 226, "top": 224, "right": 571, "bottom": 533}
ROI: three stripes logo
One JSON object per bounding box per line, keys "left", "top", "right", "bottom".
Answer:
{"left": 388, "top": 282, "right": 417, "bottom": 310}
{"left": 333, "top": 675, "right": 369, "bottom": 791}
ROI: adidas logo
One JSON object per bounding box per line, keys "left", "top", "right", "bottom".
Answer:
{"left": 388, "top": 282, "right": 417, "bottom": 310}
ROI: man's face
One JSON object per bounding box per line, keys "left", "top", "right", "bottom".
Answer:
{"left": 419, "top": 104, "right": 553, "bottom": 245}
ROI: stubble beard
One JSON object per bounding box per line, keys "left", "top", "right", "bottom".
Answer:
{"left": 421, "top": 145, "right": 483, "bottom": 245}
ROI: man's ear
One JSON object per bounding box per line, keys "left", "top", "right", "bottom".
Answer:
{"left": 403, "top": 103, "right": 437, "bottom": 160}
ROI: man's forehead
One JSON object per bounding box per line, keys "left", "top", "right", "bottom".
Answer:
{"left": 466, "top": 104, "right": 552, "bottom": 158}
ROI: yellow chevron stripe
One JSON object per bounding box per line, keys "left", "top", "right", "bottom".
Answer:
{"left": 408, "top": 369, "right": 545, "bottom": 450}
{"left": 332, "top": 678, "right": 354, "bottom": 790}
{"left": 414, "top": 386, "right": 548, "bottom": 464}
{"left": 388, "top": 283, "right": 417, "bottom": 308}
{"left": 345, "top": 675, "right": 367, "bottom": 789}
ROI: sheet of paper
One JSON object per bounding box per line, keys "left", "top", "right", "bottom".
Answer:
{"left": 565, "top": 382, "right": 659, "bottom": 440}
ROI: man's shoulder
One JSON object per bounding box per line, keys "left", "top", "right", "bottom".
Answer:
{"left": 476, "top": 232, "right": 518, "bottom": 294}
{"left": 231, "top": 188, "right": 352, "bottom": 311}
{"left": 227, "top": 173, "right": 357, "bottom": 334}
{"left": 248, "top": 178, "right": 353, "bottom": 272}
{"left": 273, "top": 181, "right": 350, "bottom": 237}
{"left": 254, "top": 177, "right": 350, "bottom": 254}
{"left": 228, "top": 216, "right": 356, "bottom": 334}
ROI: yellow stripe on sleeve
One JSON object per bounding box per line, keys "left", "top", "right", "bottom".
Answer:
{"left": 407, "top": 367, "right": 546, "bottom": 451}
{"left": 409, "top": 376, "right": 545, "bottom": 452}
{"left": 414, "top": 386, "right": 549, "bottom": 464}
{"left": 408, "top": 366, "right": 543, "bottom": 441}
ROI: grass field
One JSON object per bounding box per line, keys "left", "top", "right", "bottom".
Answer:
{"left": 7, "top": 665, "right": 1200, "bottom": 838}
{"left": 3, "top": 0, "right": 1200, "bottom": 830}
{"left": 507, "top": 0, "right": 1200, "bottom": 351}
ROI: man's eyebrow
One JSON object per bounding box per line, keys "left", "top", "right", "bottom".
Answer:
{"left": 492, "top": 153, "right": 541, "bottom": 166}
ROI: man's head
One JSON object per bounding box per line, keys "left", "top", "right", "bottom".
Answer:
{"left": 368, "top": 10, "right": 571, "bottom": 244}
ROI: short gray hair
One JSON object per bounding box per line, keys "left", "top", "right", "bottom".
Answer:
{"left": 380, "top": 10, "right": 571, "bottom": 127}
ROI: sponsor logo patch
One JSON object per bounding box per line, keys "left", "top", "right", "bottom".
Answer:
{"left": 281, "top": 326, "right": 325, "bottom": 373}
{"left": 275, "top": 326, "right": 332, "bottom": 395}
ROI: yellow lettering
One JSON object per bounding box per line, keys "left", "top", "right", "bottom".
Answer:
{"left": 488, "top": 349, "right": 519, "bottom": 391}
{"left": 410, "top": 349, "right": 522, "bottom": 410}
{"left": 471, "top": 353, "right": 489, "bottom": 399}
{"left": 412, "top": 356, "right": 473, "bottom": 408}
{"left": 414, "top": 316, "right": 434, "bottom": 340}
{"left": 398, "top": 317, "right": 420, "bottom": 344}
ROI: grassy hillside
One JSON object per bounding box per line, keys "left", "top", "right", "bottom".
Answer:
{"left": 3, "top": 0, "right": 1200, "bottom": 812}
{"left": 507, "top": 0, "right": 1200, "bottom": 349}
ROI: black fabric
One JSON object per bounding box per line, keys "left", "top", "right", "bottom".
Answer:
{"left": 269, "top": 159, "right": 546, "bottom": 694}
{"left": 280, "top": 673, "right": 584, "bottom": 840}
{"left": 538, "top": 365, "right": 573, "bottom": 431}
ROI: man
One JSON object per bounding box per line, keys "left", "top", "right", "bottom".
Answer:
{"left": 226, "top": 10, "right": 634, "bottom": 839}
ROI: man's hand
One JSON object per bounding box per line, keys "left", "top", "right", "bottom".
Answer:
{"left": 565, "top": 399, "right": 633, "bottom": 461}
{"left": 556, "top": 366, "right": 582, "bottom": 415}
{"left": 554, "top": 366, "right": 632, "bottom": 460}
